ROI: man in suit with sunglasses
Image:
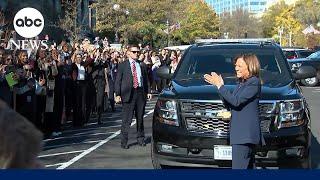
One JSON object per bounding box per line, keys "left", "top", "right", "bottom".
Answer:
{"left": 115, "top": 45, "right": 152, "bottom": 149}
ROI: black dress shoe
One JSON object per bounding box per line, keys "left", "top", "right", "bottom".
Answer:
{"left": 121, "top": 144, "right": 129, "bottom": 149}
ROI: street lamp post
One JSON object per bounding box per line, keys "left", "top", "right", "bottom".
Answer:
{"left": 289, "top": 31, "right": 292, "bottom": 47}
{"left": 166, "top": 19, "right": 169, "bottom": 47}
{"left": 112, "top": 4, "right": 129, "bottom": 44}
{"left": 113, "top": 4, "right": 120, "bottom": 43}
{"left": 278, "top": 26, "right": 284, "bottom": 46}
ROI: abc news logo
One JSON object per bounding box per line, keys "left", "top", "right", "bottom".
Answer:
{"left": 15, "top": 17, "right": 42, "bottom": 28}
{"left": 7, "top": 7, "right": 48, "bottom": 51}
{"left": 13, "top": 7, "right": 44, "bottom": 39}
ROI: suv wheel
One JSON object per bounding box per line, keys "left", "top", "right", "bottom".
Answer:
{"left": 301, "top": 77, "right": 318, "bottom": 87}
{"left": 151, "top": 139, "right": 164, "bottom": 169}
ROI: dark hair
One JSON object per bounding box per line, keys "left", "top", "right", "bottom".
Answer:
{"left": 233, "top": 53, "right": 261, "bottom": 78}
{"left": 127, "top": 44, "right": 139, "bottom": 50}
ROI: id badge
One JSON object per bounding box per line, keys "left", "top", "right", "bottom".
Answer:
{"left": 48, "top": 80, "right": 55, "bottom": 90}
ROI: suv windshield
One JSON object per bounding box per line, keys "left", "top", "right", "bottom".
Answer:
{"left": 175, "top": 48, "right": 293, "bottom": 87}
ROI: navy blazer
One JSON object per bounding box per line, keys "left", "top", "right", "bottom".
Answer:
{"left": 115, "top": 60, "right": 150, "bottom": 103}
{"left": 218, "top": 76, "right": 264, "bottom": 145}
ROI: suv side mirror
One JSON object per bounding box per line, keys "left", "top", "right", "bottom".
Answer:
{"left": 293, "top": 66, "right": 317, "bottom": 80}
{"left": 156, "top": 66, "right": 173, "bottom": 79}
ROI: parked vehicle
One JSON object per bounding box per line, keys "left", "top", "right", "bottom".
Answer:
{"left": 288, "top": 51, "right": 320, "bottom": 86}
{"left": 282, "top": 47, "right": 314, "bottom": 59}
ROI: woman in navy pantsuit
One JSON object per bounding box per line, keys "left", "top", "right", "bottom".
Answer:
{"left": 204, "top": 54, "right": 264, "bottom": 169}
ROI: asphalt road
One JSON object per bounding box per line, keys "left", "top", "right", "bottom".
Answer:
{"left": 40, "top": 97, "right": 157, "bottom": 169}
{"left": 301, "top": 86, "right": 320, "bottom": 169}
{"left": 39, "top": 86, "right": 320, "bottom": 169}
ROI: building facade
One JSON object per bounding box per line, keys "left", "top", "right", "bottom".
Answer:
{"left": 206, "top": 0, "right": 299, "bottom": 16}
{"left": 206, "top": 0, "right": 268, "bottom": 15}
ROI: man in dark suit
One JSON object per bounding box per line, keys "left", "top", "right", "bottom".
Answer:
{"left": 91, "top": 50, "right": 109, "bottom": 124}
{"left": 115, "top": 45, "right": 152, "bottom": 149}
{"left": 71, "top": 53, "right": 93, "bottom": 127}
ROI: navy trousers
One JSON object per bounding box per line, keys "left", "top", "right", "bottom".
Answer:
{"left": 232, "top": 144, "right": 255, "bottom": 169}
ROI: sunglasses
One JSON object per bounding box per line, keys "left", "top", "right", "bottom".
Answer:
{"left": 24, "top": 69, "right": 32, "bottom": 71}
{"left": 131, "top": 51, "right": 140, "bottom": 54}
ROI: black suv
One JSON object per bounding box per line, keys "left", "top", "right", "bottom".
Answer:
{"left": 152, "top": 39, "right": 316, "bottom": 169}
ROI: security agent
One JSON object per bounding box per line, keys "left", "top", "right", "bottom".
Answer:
{"left": 115, "top": 45, "right": 152, "bottom": 149}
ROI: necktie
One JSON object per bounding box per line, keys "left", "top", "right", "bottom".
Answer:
{"left": 131, "top": 61, "right": 139, "bottom": 88}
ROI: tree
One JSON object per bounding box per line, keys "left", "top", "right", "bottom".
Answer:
{"left": 95, "top": 0, "right": 220, "bottom": 47}
{"left": 220, "top": 8, "right": 261, "bottom": 39}
{"left": 59, "top": 0, "right": 82, "bottom": 42}
{"left": 173, "top": 0, "right": 220, "bottom": 43}
{"left": 261, "top": 0, "right": 288, "bottom": 38}
{"left": 293, "top": 0, "right": 320, "bottom": 48}
{"left": 274, "top": 5, "right": 302, "bottom": 46}
{"left": 294, "top": 0, "right": 320, "bottom": 26}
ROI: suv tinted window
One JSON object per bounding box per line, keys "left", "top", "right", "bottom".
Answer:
{"left": 175, "top": 48, "right": 292, "bottom": 87}
{"left": 283, "top": 50, "right": 296, "bottom": 59}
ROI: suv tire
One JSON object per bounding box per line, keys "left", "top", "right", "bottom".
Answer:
{"left": 301, "top": 77, "right": 318, "bottom": 87}
{"left": 151, "top": 138, "right": 164, "bottom": 169}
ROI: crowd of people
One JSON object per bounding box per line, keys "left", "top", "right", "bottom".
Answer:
{"left": 0, "top": 37, "right": 183, "bottom": 138}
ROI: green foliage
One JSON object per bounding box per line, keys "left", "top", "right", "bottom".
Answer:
{"left": 173, "top": 1, "right": 220, "bottom": 43}
{"left": 274, "top": 5, "right": 302, "bottom": 46}
{"left": 294, "top": 0, "right": 320, "bottom": 26}
{"left": 59, "top": 0, "right": 81, "bottom": 42}
{"left": 261, "top": 0, "right": 320, "bottom": 48}
{"left": 95, "top": 0, "right": 220, "bottom": 47}
{"left": 261, "top": 0, "right": 289, "bottom": 38}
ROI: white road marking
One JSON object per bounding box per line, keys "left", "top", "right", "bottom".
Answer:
{"left": 46, "top": 163, "right": 66, "bottom": 168}
{"left": 44, "top": 140, "right": 103, "bottom": 150}
{"left": 64, "top": 115, "right": 122, "bottom": 124}
{"left": 146, "top": 110, "right": 154, "bottom": 115}
{"left": 56, "top": 109, "right": 154, "bottom": 169}
{"left": 61, "top": 124, "right": 121, "bottom": 134}
{"left": 84, "top": 120, "right": 122, "bottom": 126}
{"left": 39, "top": 150, "right": 85, "bottom": 158}
{"left": 43, "top": 132, "right": 116, "bottom": 142}
{"left": 74, "top": 131, "right": 117, "bottom": 136}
